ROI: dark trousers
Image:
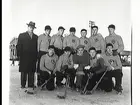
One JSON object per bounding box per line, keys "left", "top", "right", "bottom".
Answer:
{"left": 106, "top": 69, "right": 123, "bottom": 88}
{"left": 39, "top": 70, "right": 55, "bottom": 90}
{"left": 37, "top": 51, "right": 47, "bottom": 86}
{"left": 76, "top": 74, "right": 88, "bottom": 90}
{"left": 12, "top": 60, "right": 15, "bottom": 65}
{"left": 21, "top": 72, "right": 34, "bottom": 88}
{"left": 56, "top": 68, "right": 76, "bottom": 87}
{"left": 85, "top": 72, "right": 104, "bottom": 91}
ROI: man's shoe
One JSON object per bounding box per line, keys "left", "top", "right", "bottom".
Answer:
{"left": 21, "top": 86, "right": 25, "bottom": 89}
{"left": 25, "top": 88, "right": 34, "bottom": 95}
{"left": 85, "top": 91, "right": 92, "bottom": 95}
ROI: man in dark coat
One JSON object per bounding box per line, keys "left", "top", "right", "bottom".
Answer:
{"left": 16, "top": 21, "right": 38, "bottom": 94}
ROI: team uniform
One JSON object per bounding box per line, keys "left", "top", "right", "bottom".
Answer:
{"left": 103, "top": 51, "right": 123, "bottom": 93}
{"left": 40, "top": 53, "right": 58, "bottom": 90}
{"left": 55, "top": 53, "right": 75, "bottom": 88}
{"left": 73, "top": 51, "right": 90, "bottom": 91}
{"left": 50, "top": 34, "right": 64, "bottom": 56}
{"left": 63, "top": 35, "right": 79, "bottom": 53}
{"left": 79, "top": 37, "right": 91, "bottom": 51}
{"left": 89, "top": 33, "right": 105, "bottom": 54}
{"left": 105, "top": 34, "right": 124, "bottom": 54}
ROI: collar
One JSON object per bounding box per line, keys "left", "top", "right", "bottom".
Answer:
{"left": 27, "top": 31, "right": 33, "bottom": 35}
{"left": 105, "top": 51, "right": 113, "bottom": 56}
{"left": 91, "top": 33, "right": 98, "bottom": 37}
{"left": 44, "top": 33, "right": 49, "bottom": 36}
{"left": 109, "top": 33, "right": 116, "bottom": 36}
{"left": 46, "top": 53, "right": 54, "bottom": 57}
{"left": 90, "top": 56, "right": 96, "bottom": 60}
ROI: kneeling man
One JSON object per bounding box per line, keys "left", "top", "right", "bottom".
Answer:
{"left": 40, "top": 45, "right": 58, "bottom": 90}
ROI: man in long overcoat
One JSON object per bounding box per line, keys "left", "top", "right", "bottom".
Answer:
{"left": 16, "top": 21, "right": 38, "bottom": 94}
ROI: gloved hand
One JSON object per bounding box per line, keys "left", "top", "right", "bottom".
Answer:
{"left": 50, "top": 71, "right": 55, "bottom": 78}
{"left": 88, "top": 73, "right": 94, "bottom": 79}
{"left": 84, "top": 65, "right": 91, "bottom": 70}
{"left": 74, "top": 64, "right": 79, "bottom": 69}
{"left": 113, "top": 50, "right": 118, "bottom": 56}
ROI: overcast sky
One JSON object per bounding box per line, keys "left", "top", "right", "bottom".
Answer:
{"left": 11, "top": 0, "right": 131, "bottom": 50}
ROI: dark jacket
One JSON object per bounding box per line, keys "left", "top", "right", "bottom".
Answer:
{"left": 16, "top": 31, "right": 38, "bottom": 72}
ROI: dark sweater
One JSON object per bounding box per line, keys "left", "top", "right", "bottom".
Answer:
{"left": 73, "top": 51, "right": 90, "bottom": 71}
{"left": 90, "top": 57, "right": 106, "bottom": 74}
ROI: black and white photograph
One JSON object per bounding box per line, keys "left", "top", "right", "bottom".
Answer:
{"left": 3, "top": 0, "right": 133, "bottom": 105}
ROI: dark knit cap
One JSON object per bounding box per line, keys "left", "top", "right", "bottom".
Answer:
{"left": 69, "top": 27, "right": 76, "bottom": 32}
{"left": 64, "top": 46, "right": 71, "bottom": 52}
{"left": 45, "top": 25, "right": 52, "bottom": 31}
{"left": 58, "top": 26, "right": 65, "bottom": 30}
{"left": 108, "top": 24, "right": 115, "bottom": 29}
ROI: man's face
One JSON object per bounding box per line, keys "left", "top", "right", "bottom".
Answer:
{"left": 77, "top": 48, "right": 84, "bottom": 56}
{"left": 28, "top": 26, "right": 34, "bottom": 33}
{"left": 65, "top": 51, "right": 71, "bottom": 56}
{"left": 48, "top": 48, "right": 54, "bottom": 56}
{"left": 81, "top": 31, "right": 87, "bottom": 37}
{"left": 92, "top": 28, "right": 98, "bottom": 35}
{"left": 58, "top": 29, "right": 64, "bottom": 36}
{"left": 108, "top": 28, "right": 115, "bottom": 35}
{"left": 70, "top": 32, "right": 75, "bottom": 36}
{"left": 107, "top": 46, "right": 113, "bottom": 55}
{"left": 89, "top": 50, "right": 96, "bottom": 58}
{"left": 45, "top": 29, "right": 51, "bottom": 35}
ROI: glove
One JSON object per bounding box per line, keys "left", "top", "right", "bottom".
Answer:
{"left": 61, "top": 65, "right": 68, "bottom": 72}
{"left": 113, "top": 50, "right": 118, "bottom": 56}
{"left": 50, "top": 71, "right": 55, "bottom": 78}
{"left": 111, "top": 66, "right": 115, "bottom": 70}
{"left": 74, "top": 64, "right": 79, "bottom": 69}
{"left": 84, "top": 65, "right": 91, "bottom": 70}
{"left": 88, "top": 73, "right": 94, "bottom": 79}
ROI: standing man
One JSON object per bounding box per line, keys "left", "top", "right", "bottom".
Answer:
{"left": 89, "top": 26, "right": 105, "bottom": 54}
{"left": 50, "top": 26, "right": 65, "bottom": 57}
{"left": 79, "top": 29, "right": 91, "bottom": 51}
{"left": 37, "top": 25, "right": 52, "bottom": 86}
{"left": 63, "top": 27, "right": 79, "bottom": 54}
{"left": 16, "top": 21, "right": 38, "bottom": 94}
{"left": 105, "top": 24, "right": 124, "bottom": 56}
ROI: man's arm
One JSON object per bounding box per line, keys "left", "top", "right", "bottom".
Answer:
{"left": 100, "top": 35, "right": 106, "bottom": 54}
{"left": 117, "top": 36, "right": 124, "bottom": 53}
{"left": 63, "top": 37, "right": 67, "bottom": 49}
{"left": 16, "top": 34, "right": 22, "bottom": 58}
{"left": 40, "top": 55, "right": 51, "bottom": 74}
{"left": 37, "top": 36, "right": 42, "bottom": 52}
{"left": 115, "top": 55, "right": 122, "bottom": 69}
{"left": 50, "top": 36, "right": 55, "bottom": 46}
{"left": 76, "top": 38, "right": 80, "bottom": 49}
{"left": 55, "top": 56, "right": 63, "bottom": 72}
{"left": 94, "top": 58, "right": 106, "bottom": 74}
{"left": 68, "top": 55, "right": 74, "bottom": 68}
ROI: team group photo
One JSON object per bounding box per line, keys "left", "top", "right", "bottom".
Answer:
{"left": 6, "top": 0, "right": 131, "bottom": 105}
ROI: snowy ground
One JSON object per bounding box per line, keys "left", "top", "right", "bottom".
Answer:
{"left": 9, "top": 62, "right": 131, "bottom": 105}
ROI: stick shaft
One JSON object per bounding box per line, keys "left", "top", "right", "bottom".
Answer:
{"left": 91, "top": 69, "right": 108, "bottom": 93}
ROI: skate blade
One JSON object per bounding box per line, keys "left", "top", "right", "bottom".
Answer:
{"left": 57, "top": 95, "right": 66, "bottom": 99}
{"left": 116, "top": 91, "right": 122, "bottom": 95}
